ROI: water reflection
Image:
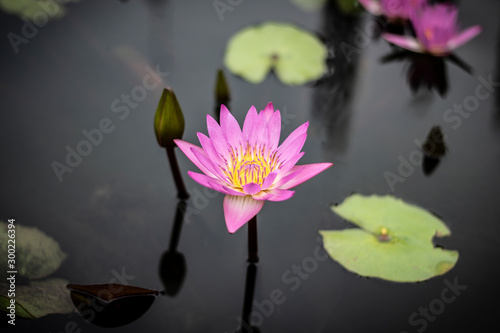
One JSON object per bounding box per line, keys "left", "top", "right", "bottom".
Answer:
{"left": 159, "top": 200, "right": 187, "bottom": 297}
{"left": 421, "top": 126, "right": 447, "bottom": 176}
{"left": 236, "top": 263, "right": 260, "bottom": 333}
{"left": 68, "top": 283, "right": 158, "bottom": 327}
{"left": 312, "top": 0, "right": 360, "bottom": 153}
{"left": 380, "top": 50, "right": 472, "bottom": 96}
{"left": 214, "top": 69, "right": 231, "bottom": 122}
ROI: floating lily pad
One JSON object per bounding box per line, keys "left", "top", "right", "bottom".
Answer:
{"left": 319, "top": 194, "right": 458, "bottom": 282}
{"left": 224, "top": 22, "right": 328, "bottom": 85}
{"left": 0, "top": 0, "right": 79, "bottom": 21}
{"left": 0, "top": 278, "right": 74, "bottom": 319}
{"left": 0, "top": 221, "right": 66, "bottom": 279}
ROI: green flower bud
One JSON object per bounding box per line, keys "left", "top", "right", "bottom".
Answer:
{"left": 154, "top": 87, "right": 185, "bottom": 148}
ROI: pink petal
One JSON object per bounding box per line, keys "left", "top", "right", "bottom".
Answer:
{"left": 261, "top": 172, "right": 278, "bottom": 190}
{"left": 277, "top": 122, "right": 309, "bottom": 155}
{"left": 266, "top": 110, "right": 281, "bottom": 151}
{"left": 206, "top": 115, "right": 231, "bottom": 161}
{"left": 262, "top": 102, "right": 274, "bottom": 121}
{"left": 190, "top": 147, "right": 227, "bottom": 181}
{"left": 277, "top": 133, "right": 307, "bottom": 164}
{"left": 264, "top": 189, "right": 295, "bottom": 201}
{"left": 382, "top": 33, "right": 423, "bottom": 53}
{"left": 249, "top": 111, "right": 269, "bottom": 147}
{"left": 242, "top": 106, "right": 259, "bottom": 141}
{"left": 275, "top": 152, "right": 304, "bottom": 181}
{"left": 278, "top": 163, "right": 333, "bottom": 190}
{"left": 188, "top": 171, "right": 221, "bottom": 190}
{"left": 243, "top": 182, "right": 261, "bottom": 195}
{"left": 208, "top": 180, "right": 245, "bottom": 196}
{"left": 251, "top": 188, "right": 295, "bottom": 201}
{"left": 197, "top": 132, "right": 223, "bottom": 165}
{"left": 220, "top": 105, "right": 244, "bottom": 148}
{"left": 447, "top": 25, "right": 482, "bottom": 51}
{"left": 174, "top": 139, "right": 216, "bottom": 177}
{"left": 223, "top": 195, "right": 264, "bottom": 233}
{"left": 273, "top": 167, "right": 304, "bottom": 188}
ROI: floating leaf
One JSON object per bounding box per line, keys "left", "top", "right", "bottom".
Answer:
{"left": 67, "top": 284, "right": 159, "bottom": 327}
{"left": 0, "top": 278, "right": 74, "bottom": 319}
{"left": 224, "top": 22, "right": 328, "bottom": 85}
{"left": 0, "top": 221, "right": 66, "bottom": 279}
{"left": 0, "top": 0, "right": 79, "bottom": 21}
{"left": 319, "top": 194, "right": 458, "bottom": 282}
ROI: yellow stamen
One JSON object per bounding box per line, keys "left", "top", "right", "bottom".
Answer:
{"left": 225, "top": 143, "right": 278, "bottom": 188}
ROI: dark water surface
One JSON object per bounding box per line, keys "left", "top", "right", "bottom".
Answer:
{"left": 1, "top": 0, "right": 499, "bottom": 332}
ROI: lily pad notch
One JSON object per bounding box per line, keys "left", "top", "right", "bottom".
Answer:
{"left": 319, "top": 194, "right": 459, "bottom": 282}
{"left": 224, "top": 22, "right": 328, "bottom": 85}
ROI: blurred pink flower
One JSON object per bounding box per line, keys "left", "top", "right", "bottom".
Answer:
{"left": 174, "top": 103, "right": 332, "bottom": 233}
{"left": 359, "top": 0, "right": 426, "bottom": 20}
{"left": 383, "top": 4, "right": 482, "bottom": 56}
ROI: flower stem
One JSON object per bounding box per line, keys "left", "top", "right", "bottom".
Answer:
{"left": 247, "top": 215, "right": 259, "bottom": 263}
{"left": 166, "top": 146, "right": 189, "bottom": 200}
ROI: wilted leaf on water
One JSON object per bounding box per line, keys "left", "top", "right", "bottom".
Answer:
{"left": 67, "top": 284, "right": 159, "bottom": 327}
{"left": 0, "top": 221, "right": 66, "bottom": 279}
{"left": 224, "top": 22, "right": 328, "bottom": 85}
{"left": 67, "top": 284, "right": 159, "bottom": 302}
{"left": 0, "top": 278, "right": 74, "bottom": 319}
{"left": 319, "top": 194, "right": 459, "bottom": 282}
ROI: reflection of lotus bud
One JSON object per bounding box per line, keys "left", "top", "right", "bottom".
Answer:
{"left": 215, "top": 69, "right": 230, "bottom": 103}
{"left": 422, "top": 126, "right": 447, "bottom": 158}
{"left": 154, "top": 87, "right": 185, "bottom": 148}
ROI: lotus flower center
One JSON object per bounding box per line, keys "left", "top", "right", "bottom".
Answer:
{"left": 226, "top": 144, "right": 279, "bottom": 188}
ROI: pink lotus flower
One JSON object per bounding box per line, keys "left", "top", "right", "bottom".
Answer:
{"left": 359, "top": 0, "right": 426, "bottom": 20}
{"left": 174, "top": 103, "right": 332, "bottom": 233}
{"left": 383, "top": 4, "right": 482, "bottom": 56}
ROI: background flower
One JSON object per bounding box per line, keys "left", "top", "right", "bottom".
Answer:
{"left": 359, "top": 0, "right": 426, "bottom": 20}
{"left": 383, "top": 4, "right": 482, "bottom": 56}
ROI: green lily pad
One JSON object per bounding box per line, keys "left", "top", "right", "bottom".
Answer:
{"left": 224, "top": 22, "right": 328, "bottom": 85}
{"left": 0, "top": 0, "right": 79, "bottom": 21}
{"left": 0, "top": 221, "right": 66, "bottom": 279}
{"left": 319, "top": 194, "right": 458, "bottom": 282}
{"left": 0, "top": 278, "right": 74, "bottom": 319}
